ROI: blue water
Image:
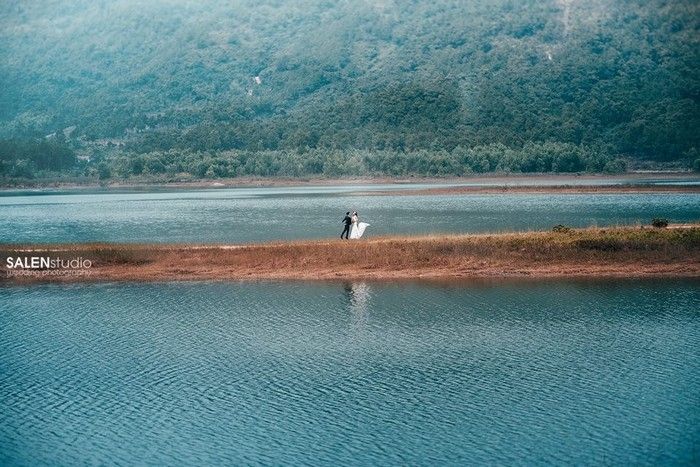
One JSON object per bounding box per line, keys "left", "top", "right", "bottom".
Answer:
{"left": 1, "top": 280, "right": 698, "bottom": 465}
{"left": 0, "top": 184, "right": 698, "bottom": 243}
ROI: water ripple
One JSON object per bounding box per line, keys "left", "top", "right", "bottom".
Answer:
{"left": 0, "top": 280, "right": 698, "bottom": 465}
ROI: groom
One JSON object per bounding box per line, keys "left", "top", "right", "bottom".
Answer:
{"left": 341, "top": 211, "right": 352, "bottom": 239}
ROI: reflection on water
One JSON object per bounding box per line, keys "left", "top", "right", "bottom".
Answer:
{"left": 0, "top": 279, "right": 698, "bottom": 465}
{"left": 345, "top": 282, "right": 371, "bottom": 337}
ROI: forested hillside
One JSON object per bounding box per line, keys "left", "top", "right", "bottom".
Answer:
{"left": 1, "top": 0, "right": 698, "bottom": 181}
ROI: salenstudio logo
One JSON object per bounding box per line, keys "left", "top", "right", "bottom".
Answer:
{"left": 5, "top": 255, "right": 93, "bottom": 278}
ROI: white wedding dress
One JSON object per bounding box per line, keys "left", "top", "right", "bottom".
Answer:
{"left": 349, "top": 221, "right": 370, "bottom": 239}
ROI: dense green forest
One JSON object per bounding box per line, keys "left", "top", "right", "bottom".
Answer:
{"left": 0, "top": 0, "right": 698, "bottom": 182}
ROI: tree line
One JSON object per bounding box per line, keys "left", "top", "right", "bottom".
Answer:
{"left": 29, "top": 142, "right": 630, "bottom": 182}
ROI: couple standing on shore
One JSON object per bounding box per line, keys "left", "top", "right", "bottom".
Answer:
{"left": 341, "top": 211, "right": 370, "bottom": 239}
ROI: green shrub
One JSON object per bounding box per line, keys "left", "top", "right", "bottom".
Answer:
{"left": 97, "top": 162, "right": 111, "bottom": 180}
{"left": 651, "top": 218, "right": 669, "bottom": 228}
{"left": 9, "top": 159, "right": 36, "bottom": 178}
{"left": 603, "top": 158, "right": 628, "bottom": 174}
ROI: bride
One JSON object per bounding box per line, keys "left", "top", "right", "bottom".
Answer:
{"left": 349, "top": 211, "right": 370, "bottom": 239}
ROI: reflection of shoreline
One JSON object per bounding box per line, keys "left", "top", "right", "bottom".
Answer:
{"left": 2, "top": 225, "right": 699, "bottom": 283}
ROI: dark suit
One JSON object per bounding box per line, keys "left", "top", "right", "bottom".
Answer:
{"left": 341, "top": 215, "right": 352, "bottom": 239}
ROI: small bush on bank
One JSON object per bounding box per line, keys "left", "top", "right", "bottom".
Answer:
{"left": 651, "top": 218, "right": 669, "bottom": 228}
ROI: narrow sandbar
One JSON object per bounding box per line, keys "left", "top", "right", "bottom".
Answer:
{"left": 2, "top": 226, "right": 698, "bottom": 283}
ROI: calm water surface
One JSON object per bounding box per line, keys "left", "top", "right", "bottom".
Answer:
{"left": 1, "top": 280, "right": 698, "bottom": 465}
{"left": 0, "top": 183, "right": 698, "bottom": 243}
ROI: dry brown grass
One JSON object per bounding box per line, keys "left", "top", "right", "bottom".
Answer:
{"left": 2, "top": 226, "right": 699, "bottom": 283}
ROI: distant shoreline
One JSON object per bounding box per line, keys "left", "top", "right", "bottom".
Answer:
{"left": 0, "top": 172, "right": 698, "bottom": 192}
{"left": 2, "top": 226, "right": 698, "bottom": 284}
{"left": 361, "top": 184, "right": 700, "bottom": 196}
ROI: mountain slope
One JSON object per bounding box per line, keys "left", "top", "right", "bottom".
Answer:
{"left": 1, "top": 0, "right": 698, "bottom": 162}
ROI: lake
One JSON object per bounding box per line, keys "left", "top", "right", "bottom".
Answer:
{"left": 1, "top": 182, "right": 699, "bottom": 243}
{"left": 2, "top": 181, "right": 698, "bottom": 464}
{"left": 1, "top": 280, "right": 698, "bottom": 465}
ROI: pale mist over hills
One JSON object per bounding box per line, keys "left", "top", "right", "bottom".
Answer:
{"left": 0, "top": 0, "right": 698, "bottom": 181}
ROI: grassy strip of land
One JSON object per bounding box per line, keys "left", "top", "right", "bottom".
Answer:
{"left": 2, "top": 226, "right": 699, "bottom": 283}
